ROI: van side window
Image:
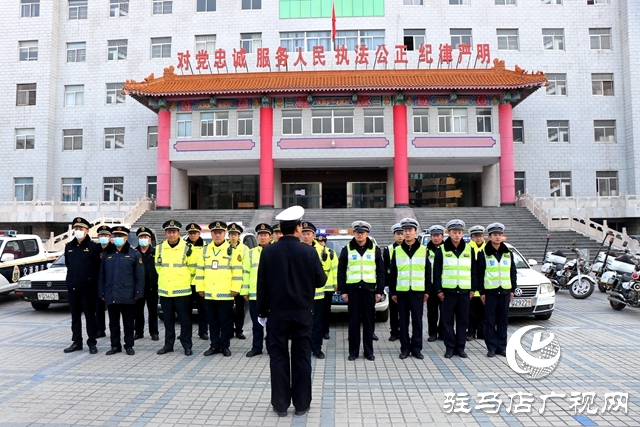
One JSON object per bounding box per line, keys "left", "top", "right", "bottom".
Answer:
{"left": 2, "top": 241, "right": 23, "bottom": 259}
{"left": 22, "top": 239, "right": 40, "bottom": 257}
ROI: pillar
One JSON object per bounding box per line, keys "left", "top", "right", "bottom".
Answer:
{"left": 393, "top": 100, "right": 409, "bottom": 207}
{"left": 499, "top": 103, "right": 515, "bottom": 205}
{"left": 259, "top": 101, "right": 274, "bottom": 208}
{"left": 157, "top": 109, "right": 171, "bottom": 210}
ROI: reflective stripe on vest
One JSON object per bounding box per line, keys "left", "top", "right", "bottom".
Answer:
{"left": 441, "top": 245, "right": 472, "bottom": 290}
{"left": 484, "top": 251, "right": 512, "bottom": 290}
{"left": 395, "top": 245, "right": 426, "bottom": 292}
{"left": 346, "top": 246, "right": 377, "bottom": 284}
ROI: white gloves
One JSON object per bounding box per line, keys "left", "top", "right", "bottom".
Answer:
{"left": 258, "top": 317, "right": 268, "bottom": 327}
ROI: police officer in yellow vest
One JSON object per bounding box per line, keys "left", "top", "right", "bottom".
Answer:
{"left": 241, "top": 223, "right": 273, "bottom": 357}
{"left": 228, "top": 222, "right": 248, "bottom": 340}
{"left": 197, "top": 221, "right": 242, "bottom": 357}
{"left": 185, "top": 223, "right": 209, "bottom": 341}
{"left": 383, "top": 223, "right": 403, "bottom": 341}
{"left": 389, "top": 218, "right": 430, "bottom": 360}
{"left": 467, "top": 225, "right": 486, "bottom": 342}
{"left": 432, "top": 219, "right": 477, "bottom": 359}
{"left": 476, "top": 223, "right": 518, "bottom": 358}
{"left": 425, "top": 224, "right": 445, "bottom": 342}
{"left": 155, "top": 220, "right": 194, "bottom": 356}
{"left": 337, "top": 221, "right": 385, "bottom": 361}
{"left": 315, "top": 233, "right": 338, "bottom": 340}
{"left": 301, "top": 221, "right": 327, "bottom": 359}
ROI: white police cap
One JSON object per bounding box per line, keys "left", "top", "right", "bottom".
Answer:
{"left": 446, "top": 219, "right": 466, "bottom": 231}
{"left": 400, "top": 217, "right": 420, "bottom": 230}
{"left": 487, "top": 222, "right": 506, "bottom": 234}
{"left": 275, "top": 205, "right": 305, "bottom": 222}
{"left": 391, "top": 223, "right": 403, "bottom": 233}
{"left": 468, "top": 225, "right": 485, "bottom": 235}
{"left": 352, "top": 221, "right": 371, "bottom": 233}
{"left": 428, "top": 225, "right": 445, "bottom": 235}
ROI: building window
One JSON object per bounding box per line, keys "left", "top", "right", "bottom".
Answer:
{"left": 594, "top": 120, "right": 616, "bottom": 143}
{"left": 312, "top": 109, "right": 354, "bottom": 135}
{"left": 147, "top": 176, "right": 157, "bottom": 198}
{"left": 280, "top": 32, "right": 305, "bottom": 52}
{"left": 242, "top": 0, "right": 261, "bottom": 9}
{"left": 106, "top": 83, "right": 125, "bottom": 104}
{"left": 496, "top": 0, "right": 516, "bottom": 4}
{"left": 403, "top": 29, "right": 425, "bottom": 51}
{"left": 153, "top": 0, "right": 172, "bottom": 14}
{"left": 591, "top": 73, "right": 614, "bottom": 96}
{"left": 240, "top": 33, "right": 262, "bottom": 53}
{"left": 103, "top": 177, "right": 124, "bottom": 201}
{"left": 513, "top": 120, "right": 524, "bottom": 143}
{"left": 62, "top": 178, "right": 82, "bottom": 201}
{"left": 547, "top": 120, "right": 569, "bottom": 143}
{"left": 151, "top": 37, "right": 172, "bottom": 58}
{"left": 19, "top": 41, "right": 38, "bottom": 61}
{"left": 147, "top": 126, "right": 158, "bottom": 148}
{"left": 497, "top": 29, "right": 518, "bottom": 50}
{"left": 282, "top": 110, "right": 302, "bottom": 135}
{"left": 543, "top": 29, "right": 564, "bottom": 50}
{"left": 64, "top": 85, "right": 84, "bottom": 106}
{"left": 438, "top": 108, "right": 467, "bottom": 133}
{"left": 200, "top": 112, "right": 229, "bottom": 137}
{"left": 542, "top": 0, "right": 562, "bottom": 3}
{"left": 449, "top": 0, "right": 469, "bottom": 4}
{"left": 195, "top": 35, "right": 216, "bottom": 55}
{"left": 14, "top": 178, "right": 34, "bottom": 201}
{"left": 450, "top": 29, "right": 472, "bottom": 50}
{"left": 589, "top": 28, "right": 611, "bottom": 50}
{"left": 197, "top": 0, "right": 216, "bottom": 12}
{"left": 63, "top": 129, "right": 83, "bottom": 151}
{"left": 177, "top": 113, "right": 192, "bottom": 138}
{"left": 596, "top": 171, "right": 617, "bottom": 196}
{"left": 108, "top": 39, "right": 128, "bottom": 60}
{"left": 403, "top": 0, "right": 423, "bottom": 4}
{"left": 16, "top": 83, "right": 36, "bottom": 106}
{"left": 549, "top": 172, "right": 571, "bottom": 197}
{"left": 109, "top": 0, "right": 128, "bottom": 17}
{"left": 412, "top": 108, "right": 429, "bottom": 133}
{"left": 237, "top": 111, "right": 253, "bottom": 136}
{"left": 21, "top": 0, "right": 40, "bottom": 17}
{"left": 69, "top": 0, "right": 88, "bottom": 20}
{"left": 67, "top": 42, "right": 86, "bottom": 62}
{"left": 546, "top": 73, "right": 567, "bottom": 96}
{"left": 15, "top": 128, "right": 35, "bottom": 150}
{"left": 515, "top": 172, "right": 525, "bottom": 196}
{"left": 364, "top": 109, "right": 384, "bottom": 134}
{"left": 476, "top": 108, "right": 492, "bottom": 133}
{"left": 104, "top": 127, "right": 125, "bottom": 150}
{"left": 280, "top": 31, "right": 332, "bottom": 52}
{"left": 335, "top": 30, "right": 385, "bottom": 50}
{"left": 587, "top": 0, "right": 608, "bottom": 4}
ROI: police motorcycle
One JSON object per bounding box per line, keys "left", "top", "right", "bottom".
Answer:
{"left": 540, "top": 237, "right": 595, "bottom": 299}
{"left": 595, "top": 240, "right": 639, "bottom": 298}
{"left": 606, "top": 251, "right": 640, "bottom": 311}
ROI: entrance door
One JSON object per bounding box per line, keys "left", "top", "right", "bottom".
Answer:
{"left": 282, "top": 183, "right": 322, "bottom": 208}
{"left": 322, "top": 182, "right": 347, "bottom": 208}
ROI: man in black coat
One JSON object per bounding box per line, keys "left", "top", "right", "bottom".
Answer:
{"left": 64, "top": 217, "right": 102, "bottom": 354}
{"left": 256, "top": 206, "right": 326, "bottom": 418}
{"left": 99, "top": 226, "right": 144, "bottom": 355}
{"left": 134, "top": 227, "right": 159, "bottom": 341}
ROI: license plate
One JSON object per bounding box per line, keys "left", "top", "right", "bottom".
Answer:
{"left": 332, "top": 294, "right": 345, "bottom": 303}
{"left": 509, "top": 298, "right": 531, "bottom": 308}
{"left": 37, "top": 293, "right": 59, "bottom": 301}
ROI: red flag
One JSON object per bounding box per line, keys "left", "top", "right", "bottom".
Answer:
{"left": 331, "top": 2, "right": 337, "bottom": 45}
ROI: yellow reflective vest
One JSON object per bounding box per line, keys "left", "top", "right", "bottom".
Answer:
{"left": 185, "top": 241, "right": 207, "bottom": 287}
{"left": 315, "top": 242, "right": 338, "bottom": 292}
{"left": 155, "top": 239, "right": 192, "bottom": 297}
{"left": 346, "top": 245, "right": 377, "bottom": 284}
{"left": 441, "top": 244, "right": 473, "bottom": 290}
{"left": 241, "top": 245, "right": 264, "bottom": 301}
{"left": 195, "top": 240, "right": 242, "bottom": 300}
{"left": 394, "top": 245, "right": 427, "bottom": 292}
{"left": 483, "top": 250, "right": 513, "bottom": 290}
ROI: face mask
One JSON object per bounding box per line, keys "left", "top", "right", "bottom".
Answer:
{"left": 138, "top": 238, "right": 149, "bottom": 247}
{"left": 99, "top": 237, "right": 110, "bottom": 245}
{"left": 113, "top": 237, "right": 126, "bottom": 247}
{"left": 74, "top": 230, "right": 85, "bottom": 241}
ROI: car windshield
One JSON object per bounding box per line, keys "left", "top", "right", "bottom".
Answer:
{"left": 51, "top": 254, "right": 66, "bottom": 267}
{"left": 325, "top": 237, "right": 352, "bottom": 254}
{"left": 510, "top": 247, "right": 530, "bottom": 269}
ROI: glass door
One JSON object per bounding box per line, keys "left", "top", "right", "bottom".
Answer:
{"left": 282, "top": 183, "right": 322, "bottom": 208}
{"left": 347, "top": 182, "right": 387, "bottom": 208}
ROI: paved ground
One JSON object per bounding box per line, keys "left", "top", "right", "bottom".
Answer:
{"left": 0, "top": 289, "right": 637, "bottom": 427}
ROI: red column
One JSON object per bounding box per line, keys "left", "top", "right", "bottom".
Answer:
{"left": 156, "top": 109, "right": 171, "bottom": 209}
{"left": 499, "top": 103, "right": 515, "bottom": 205}
{"left": 259, "top": 104, "right": 274, "bottom": 208}
{"left": 393, "top": 103, "right": 409, "bottom": 207}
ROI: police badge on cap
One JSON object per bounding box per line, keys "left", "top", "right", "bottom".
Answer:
{"left": 163, "top": 220, "right": 182, "bottom": 231}
{"left": 72, "top": 217, "right": 90, "bottom": 229}
{"left": 255, "top": 223, "right": 273, "bottom": 235}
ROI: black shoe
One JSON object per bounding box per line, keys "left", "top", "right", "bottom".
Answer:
{"left": 389, "top": 335, "right": 398, "bottom": 342}
{"left": 348, "top": 355, "right": 358, "bottom": 361}
{"left": 157, "top": 347, "right": 174, "bottom": 355}
{"left": 466, "top": 335, "right": 475, "bottom": 342}
{"left": 273, "top": 407, "right": 287, "bottom": 417}
{"left": 151, "top": 334, "right": 159, "bottom": 341}
{"left": 64, "top": 344, "right": 83, "bottom": 353}
{"left": 294, "top": 407, "right": 310, "bottom": 416}
{"left": 365, "top": 355, "right": 375, "bottom": 361}
{"left": 427, "top": 335, "right": 437, "bottom": 342}
{"left": 496, "top": 349, "right": 507, "bottom": 357}
{"left": 97, "top": 331, "right": 106, "bottom": 338}
{"left": 134, "top": 333, "right": 144, "bottom": 340}
{"left": 487, "top": 351, "right": 495, "bottom": 358}
{"left": 203, "top": 347, "right": 218, "bottom": 356}
{"left": 184, "top": 349, "right": 193, "bottom": 356}
{"left": 126, "top": 348, "right": 135, "bottom": 356}
{"left": 222, "top": 348, "right": 231, "bottom": 357}
{"left": 236, "top": 333, "right": 246, "bottom": 340}
{"left": 312, "top": 351, "right": 325, "bottom": 359}
{"left": 106, "top": 347, "right": 122, "bottom": 355}
{"left": 399, "top": 352, "right": 410, "bottom": 360}
{"left": 89, "top": 346, "right": 98, "bottom": 354}
{"left": 444, "top": 350, "right": 454, "bottom": 359}
{"left": 323, "top": 333, "right": 330, "bottom": 340}
{"left": 412, "top": 352, "right": 424, "bottom": 360}
{"left": 246, "top": 350, "right": 263, "bottom": 357}
{"left": 372, "top": 333, "right": 379, "bottom": 341}
{"left": 458, "top": 351, "right": 468, "bottom": 358}
{"left": 199, "top": 334, "right": 209, "bottom": 340}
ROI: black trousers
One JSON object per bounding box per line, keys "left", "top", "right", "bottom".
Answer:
{"left": 484, "top": 293, "right": 510, "bottom": 353}
{"left": 389, "top": 296, "right": 400, "bottom": 337}
{"left": 426, "top": 291, "right": 442, "bottom": 337}
{"left": 468, "top": 296, "right": 485, "bottom": 338}
{"left": 107, "top": 303, "right": 136, "bottom": 349}
{"left": 312, "top": 299, "right": 324, "bottom": 353}
{"left": 397, "top": 292, "right": 424, "bottom": 355}
{"left": 441, "top": 292, "right": 471, "bottom": 353}
{"left": 96, "top": 297, "right": 106, "bottom": 333}
{"left": 191, "top": 285, "right": 208, "bottom": 336}
{"left": 249, "top": 300, "right": 269, "bottom": 352}
{"left": 232, "top": 294, "right": 246, "bottom": 335}
{"left": 134, "top": 290, "right": 159, "bottom": 336}
{"left": 347, "top": 288, "right": 375, "bottom": 358}
{"left": 321, "top": 291, "right": 333, "bottom": 336}
{"left": 205, "top": 299, "right": 233, "bottom": 350}
{"left": 68, "top": 288, "right": 98, "bottom": 347}
{"left": 160, "top": 295, "right": 192, "bottom": 350}
{"left": 268, "top": 309, "right": 313, "bottom": 413}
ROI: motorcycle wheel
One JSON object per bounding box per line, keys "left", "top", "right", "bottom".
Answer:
{"left": 569, "top": 278, "right": 595, "bottom": 299}
{"left": 610, "top": 300, "right": 626, "bottom": 311}
{"left": 598, "top": 283, "right": 607, "bottom": 293}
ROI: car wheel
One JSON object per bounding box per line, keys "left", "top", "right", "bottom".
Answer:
{"left": 375, "top": 308, "right": 389, "bottom": 322}
{"left": 31, "top": 302, "right": 50, "bottom": 310}
{"left": 534, "top": 313, "right": 552, "bottom": 321}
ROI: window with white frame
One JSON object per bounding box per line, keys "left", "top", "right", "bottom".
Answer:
{"left": 16, "top": 84, "right": 36, "bottom": 106}
{"left": 147, "top": 176, "right": 157, "bottom": 198}
{"left": 63, "top": 129, "right": 83, "bottom": 151}
{"left": 591, "top": 73, "right": 614, "bottom": 96}
{"left": 108, "top": 39, "right": 128, "bottom": 60}
{"left": 67, "top": 42, "right": 86, "bottom": 62}
{"left": 64, "top": 85, "right": 84, "bottom": 106}
{"left": 153, "top": 0, "right": 172, "bottom": 14}
{"left": 151, "top": 37, "right": 171, "bottom": 58}
{"left": 438, "top": 108, "right": 467, "bottom": 133}
{"left": 104, "top": 127, "right": 125, "bottom": 150}
{"left": 237, "top": 111, "right": 253, "bottom": 136}
{"left": 21, "top": 0, "right": 40, "bottom": 17}
{"left": 280, "top": 31, "right": 331, "bottom": 52}
{"left": 587, "top": 0, "right": 608, "bottom": 4}
{"left": 543, "top": 29, "right": 564, "bottom": 50}
{"left": 364, "top": 109, "right": 384, "bottom": 134}
{"left": 15, "top": 128, "right": 35, "bottom": 150}
{"left": 312, "top": 109, "right": 354, "bottom": 135}
{"left": 549, "top": 172, "right": 571, "bottom": 197}
{"left": 195, "top": 35, "right": 216, "bottom": 55}
{"left": 106, "top": 83, "right": 125, "bottom": 104}
{"left": 69, "top": 0, "right": 88, "bottom": 20}
{"left": 546, "top": 73, "right": 567, "bottom": 96}
{"left": 200, "top": 112, "right": 229, "bottom": 137}
{"left": 594, "top": 120, "right": 616, "bottom": 143}
{"left": 496, "top": 0, "right": 516, "bottom": 4}
{"left": 403, "top": 29, "right": 425, "bottom": 51}
{"left": 413, "top": 108, "right": 429, "bottom": 133}
{"left": 177, "top": 113, "right": 192, "bottom": 138}
{"left": 109, "top": 0, "right": 128, "bottom": 17}
{"left": 282, "top": 110, "right": 302, "bottom": 135}
{"left": 449, "top": 0, "right": 469, "bottom": 4}
{"left": 103, "top": 177, "right": 124, "bottom": 201}
{"left": 62, "top": 178, "right": 82, "bottom": 201}
{"left": 542, "top": 0, "right": 562, "bottom": 4}
{"left": 19, "top": 41, "right": 38, "bottom": 61}
{"left": 403, "top": 0, "right": 423, "bottom": 4}
{"left": 589, "top": 28, "right": 611, "bottom": 50}
{"left": 240, "top": 33, "right": 262, "bottom": 53}
{"left": 476, "top": 108, "right": 492, "bottom": 133}
{"left": 242, "top": 0, "right": 261, "bottom": 9}
{"left": 200, "top": 113, "right": 214, "bottom": 137}
{"left": 147, "top": 126, "right": 158, "bottom": 148}
{"left": 547, "top": 120, "right": 569, "bottom": 143}
{"left": 513, "top": 120, "right": 524, "bottom": 143}
{"left": 596, "top": 171, "right": 617, "bottom": 196}
{"left": 497, "top": 29, "right": 518, "bottom": 50}
{"left": 280, "top": 32, "right": 305, "bottom": 52}
{"left": 197, "top": 0, "right": 216, "bottom": 12}
{"left": 335, "top": 30, "right": 384, "bottom": 51}
{"left": 450, "top": 29, "right": 472, "bottom": 50}
{"left": 515, "top": 172, "right": 525, "bottom": 196}
{"left": 14, "top": 178, "right": 34, "bottom": 201}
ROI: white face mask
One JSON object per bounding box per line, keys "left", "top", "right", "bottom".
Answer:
{"left": 138, "top": 238, "right": 150, "bottom": 247}
{"left": 74, "top": 230, "right": 86, "bottom": 241}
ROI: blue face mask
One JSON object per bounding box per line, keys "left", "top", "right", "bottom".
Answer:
{"left": 113, "top": 237, "right": 126, "bottom": 247}
{"left": 138, "top": 238, "right": 149, "bottom": 247}
{"left": 99, "top": 237, "right": 110, "bottom": 245}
